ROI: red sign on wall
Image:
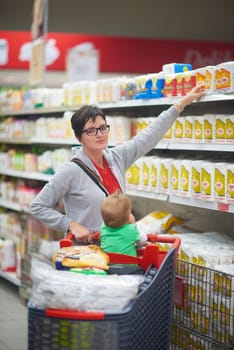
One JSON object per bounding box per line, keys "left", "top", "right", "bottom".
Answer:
{"left": 0, "top": 30, "right": 233, "bottom": 73}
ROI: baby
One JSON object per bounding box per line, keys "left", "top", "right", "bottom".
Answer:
{"left": 100, "top": 190, "right": 147, "bottom": 257}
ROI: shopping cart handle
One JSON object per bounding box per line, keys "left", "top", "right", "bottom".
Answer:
{"left": 60, "top": 233, "right": 74, "bottom": 248}
{"left": 60, "top": 231, "right": 100, "bottom": 248}
{"left": 147, "top": 234, "right": 181, "bottom": 253}
{"left": 60, "top": 232, "right": 181, "bottom": 255}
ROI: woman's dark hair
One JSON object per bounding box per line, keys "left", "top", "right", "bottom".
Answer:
{"left": 71, "top": 105, "right": 106, "bottom": 138}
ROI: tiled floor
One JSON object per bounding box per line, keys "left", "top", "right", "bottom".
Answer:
{"left": 0, "top": 278, "right": 27, "bottom": 350}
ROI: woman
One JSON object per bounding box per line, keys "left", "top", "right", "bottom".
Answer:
{"left": 30, "top": 85, "right": 205, "bottom": 243}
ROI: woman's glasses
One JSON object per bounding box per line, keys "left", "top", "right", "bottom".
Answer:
{"left": 82, "top": 124, "right": 110, "bottom": 136}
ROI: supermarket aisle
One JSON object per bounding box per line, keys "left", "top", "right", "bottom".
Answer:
{"left": 0, "top": 278, "right": 27, "bottom": 350}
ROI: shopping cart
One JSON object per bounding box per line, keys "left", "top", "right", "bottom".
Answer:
{"left": 28, "top": 234, "right": 180, "bottom": 350}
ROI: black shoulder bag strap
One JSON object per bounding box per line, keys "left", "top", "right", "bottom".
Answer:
{"left": 71, "top": 158, "right": 109, "bottom": 197}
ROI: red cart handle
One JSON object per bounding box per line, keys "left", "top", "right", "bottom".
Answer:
{"left": 60, "top": 232, "right": 74, "bottom": 247}
{"left": 59, "top": 231, "right": 181, "bottom": 270}
{"left": 147, "top": 233, "right": 181, "bottom": 254}
{"left": 60, "top": 231, "right": 180, "bottom": 253}
{"left": 60, "top": 231, "right": 100, "bottom": 248}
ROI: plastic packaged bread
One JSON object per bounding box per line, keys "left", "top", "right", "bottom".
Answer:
{"left": 53, "top": 245, "right": 110, "bottom": 270}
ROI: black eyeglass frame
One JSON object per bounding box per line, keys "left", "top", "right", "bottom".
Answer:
{"left": 82, "top": 124, "right": 110, "bottom": 136}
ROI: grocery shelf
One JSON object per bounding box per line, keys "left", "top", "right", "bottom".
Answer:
{"left": 157, "top": 141, "right": 234, "bottom": 152}
{"left": 127, "top": 189, "right": 168, "bottom": 201}
{"left": 0, "top": 93, "right": 233, "bottom": 117}
{"left": 127, "top": 189, "right": 234, "bottom": 213}
{"left": 1, "top": 137, "right": 233, "bottom": 152}
{"left": 169, "top": 195, "right": 234, "bottom": 213}
{"left": 0, "top": 138, "right": 32, "bottom": 144}
{"left": 30, "top": 137, "right": 77, "bottom": 144}
{"left": 0, "top": 199, "right": 22, "bottom": 212}
{"left": 0, "top": 169, "right": 51, "bottom": 182}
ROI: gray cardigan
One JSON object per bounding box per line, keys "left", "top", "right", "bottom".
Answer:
{"left": 30, "top": 106, "right": 179, "bottom": 234}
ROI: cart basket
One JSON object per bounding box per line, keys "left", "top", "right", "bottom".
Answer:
{"left": 28, "top": 236, "right": 178, "bottom": 350}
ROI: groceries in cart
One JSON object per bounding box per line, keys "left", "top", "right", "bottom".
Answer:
{"left": 30, "top": 256, "right": 145, "bottom": 312}
{"left": 53, "top": 244, "right": 110, "bottom": 275}
{"left": 30, "top": 233, "right": 180, "bottom": 312}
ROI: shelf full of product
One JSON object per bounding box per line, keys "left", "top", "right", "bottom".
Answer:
{"left": 0, "top": 61, "right": 234, "bottom": 349}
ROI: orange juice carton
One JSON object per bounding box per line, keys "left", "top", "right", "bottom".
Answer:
{"left": 183, "top": 70, "right": 196, "bottom": 95}
{"left": 203, "top": 114, "right": 215, "bottom": 143}
{"left": 196, "top": 68, "right": 206, "bottom": 88}
{"left": 141, "top": 156, "right": 153, "bottom": 191}
{"left": 226, "top": 115, "right": 234, "bottom": 143}
{"left": 163, "top": 74, "right": 177, "bottom": 97}
{"left": 193, "top": 116, "right": 204, "bottom": 143}
{"left": 125, "top": 158, "right": 142, "bottom": 190}
{"left": 180, "top": 159, "right": 192, "bottom": 197}
{"left": 171, "top": 159, "right": 181, "bottom": 195}
{"left": 226, "top": 163, "right": 234, "bottom": 203}
{"left": 150, "top": 157, "right": 161, "bottom": 193}
{"left": 215, "top": 115, "right": 226, "bottom": 143}
{"left": 191, "top": 160, "right": 203, "bottom": 198}
{"left": 174, "top": 117, "right": 184, "bottom": 141}
{"left": 201, "top": 161, "right": 214, "bottom": 201}
{"left": 183, "top": 116, "right": 193, "bottom": 141}
{"left": 215, "top": 62, "right": 234, "bottom": 93}
{"left": 159, "top": 158, "right": 173, "bottom": 194}
{"left": 214, "top": 162, "right": 227, "bottom": 202}
{"left": 196, "top": 66, "right": 216, "bottom": 94}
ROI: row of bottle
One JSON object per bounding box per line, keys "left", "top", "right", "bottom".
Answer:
{"left": 1, "top": 112, "right": 233, "bottom": 145}
{"left": 0, "top": 178, "right": 42, "bottom": 209}
{"left": 0, "top": 112, "right": 74, "bottom": 140}
{"left": 0, "top": 61, "right": 233, "bottom": 111}
{"left": 126, "top": 156, "right": 234, "bottom": 203}
{"left": 0, "top": 148, "right": 71, "bottom": 174}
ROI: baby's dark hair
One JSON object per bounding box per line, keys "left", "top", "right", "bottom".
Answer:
{"left": 101, "top": 191, "right": 131, "bottom": 228}
{"left": 71, "top": 104, "right": 106, "bottom": 138}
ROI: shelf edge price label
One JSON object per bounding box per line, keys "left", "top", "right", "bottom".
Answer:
{"left": 217, "top": 202, "right": 229, "bottom": 212}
